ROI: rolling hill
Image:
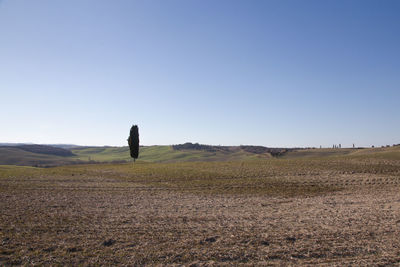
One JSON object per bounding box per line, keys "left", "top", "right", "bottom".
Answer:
{"left": 71, "top": 144, "right": 273, "bottom": 163}
{"left": 0, "top": 143, "right": 275, "bottom": 166}
{"left": 0, "top": 146, "right": 80, "bottom": 167}
{"left": 0, "top": 143, "right": 399, "bottom": 167}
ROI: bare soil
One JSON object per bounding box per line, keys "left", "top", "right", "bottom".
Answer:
{"left": 1, "top": 160, "right": 400, "bottom": 266}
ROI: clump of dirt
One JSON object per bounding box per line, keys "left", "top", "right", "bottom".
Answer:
{"left": 102, "top": 239, "right": 116, "bottom": 247}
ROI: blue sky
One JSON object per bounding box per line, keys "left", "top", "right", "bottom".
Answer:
{"left": 0, "top": 0, "right": 399, "bottom": 147}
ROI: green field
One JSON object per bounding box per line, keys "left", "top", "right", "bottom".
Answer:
{"left": 72, "top": 146, "right": 271, "bottom": 162}
{"left": 2, "top": 144, "right": 400, "bottom": 167}
{"left": 0, "top": 145, "right": 271, "bottom": 166}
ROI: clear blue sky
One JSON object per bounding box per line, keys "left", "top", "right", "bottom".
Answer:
{"left": 1, "top": 0, "right": 399, "bottom": 147}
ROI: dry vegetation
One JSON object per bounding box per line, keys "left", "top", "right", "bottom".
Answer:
{"left": 1, "top": 153, "right": 400, "bottom": 265}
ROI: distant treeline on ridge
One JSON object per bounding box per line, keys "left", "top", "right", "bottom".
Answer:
{"left": 172, "top": 142, "right": 299, "bottom": 157}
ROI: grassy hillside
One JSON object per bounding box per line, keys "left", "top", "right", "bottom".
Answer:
{"left": 72, "top": 145, "right": 270, "bottom": 163}
{"left": 349, "top": 145, "right": 400, "bottom": 160}
{"left": 0, "top": 147, "right": 78, "bottom": 167}
{"left": 71, "top": 146, "right": 131, "bottom": 162}
{"left": 2, "top": 144, "right": 400, "bottom": 167}
{"left": 0, "top": 145, "right": 269, "bottom": 166}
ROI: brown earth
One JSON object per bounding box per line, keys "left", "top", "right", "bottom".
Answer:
{"left": 1, "top": 160, "right": 400, "bottom": 266}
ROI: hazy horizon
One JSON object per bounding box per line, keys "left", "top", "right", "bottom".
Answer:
{"left": 1, "top": 0, "right": 399, "bottom": 147}
{"left": 1, "top": 141, "right": 396, "bottom": 149}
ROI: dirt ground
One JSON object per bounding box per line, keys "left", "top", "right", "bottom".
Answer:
{"left": 1, "top": 161, "right": 400, "bottom": 266}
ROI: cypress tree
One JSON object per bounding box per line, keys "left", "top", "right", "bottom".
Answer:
{"left": 128, "top": 125, "right": 139, "bottom": 161}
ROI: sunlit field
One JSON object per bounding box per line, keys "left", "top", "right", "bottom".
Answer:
{"left": 1, "top": 148, "right": 400, "bottom": 265}
{"left": 2, "top": 0, "right": 400, "bottom": 265}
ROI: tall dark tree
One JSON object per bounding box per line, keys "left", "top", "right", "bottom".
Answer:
{"left": 128, "top": 125, "right": 139, "bottom": 161}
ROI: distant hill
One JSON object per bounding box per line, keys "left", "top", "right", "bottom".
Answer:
{"left": 0, "top": 146, "right": 80, "bottom": 167}
{"left": 1, "top": 143, "right": 400, "bottom": 167}
{"left": 71, "top": 145, "right": 272, "bottom": 163}
{"left": 0, "top": 143, "right": 275, "bottom": 166}
{"left": 46, "top": 144, "right": 81, "bottom": 149}
{"left": 70, "top": 144, "right": 400, "bottom": 163}
{"left": 0, "top": 143, "right": 80, "bottom": 149}
{"left": 13, "top": 144, "right": 75, "bottom": 157}
{"left": 172, "top": 143, "right": 300, "bottom": 157}
{"left": 0, "top": 143, "right": 34, "bottom": 146}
